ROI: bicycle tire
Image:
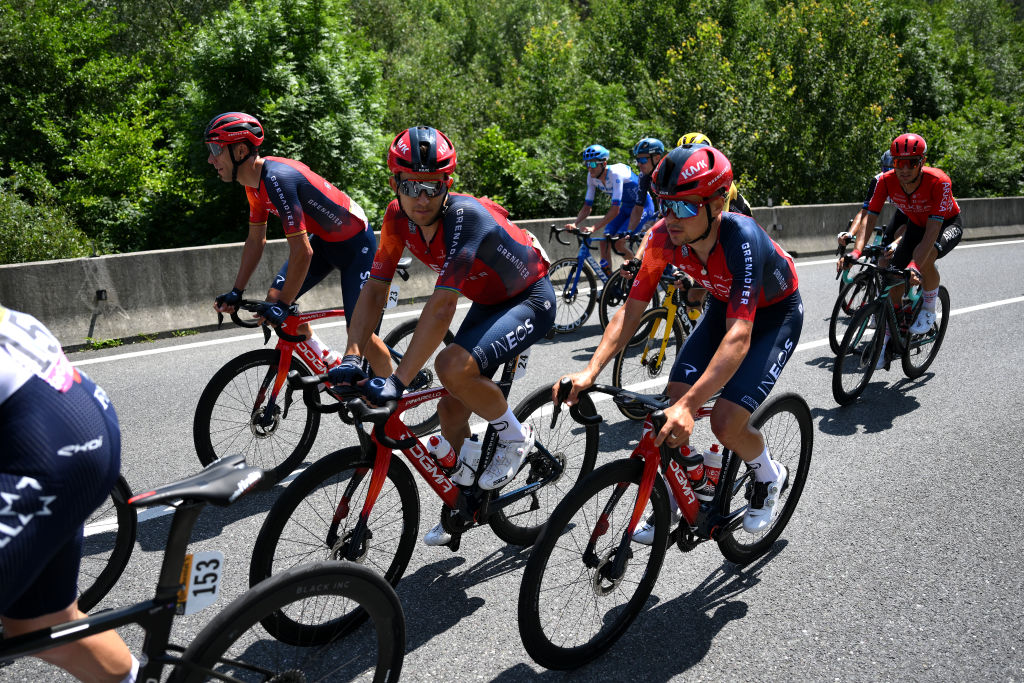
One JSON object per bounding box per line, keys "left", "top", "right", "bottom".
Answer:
{"left": 488, "top": 385, "right": 600, "bottom": 546}
{"left": 78, "top": 475, "right": 137, "bottom": 612}
{"left": 716, "top": 392, "right": 813, "bottom": 565}
{"left": 829, "top": 271, "right": 874, "bottom": 354}
{"left": 518, "top": 459, "right": 669, "bottom": 670}
{"left": 611, "top": 307, "right": 686, "bottom": 420}
{"left": 832, "top": 302, "right": 884, "bottom": 405}
{"left": 193, "top": 348, "right": 319, "bottom": 486}
{"left": 549, "top": 258, "right": 596, "bottom": 333}
{"left": 597, "top": 271, "right": 630, "bottom": 329}
{"left": 901, "top": 286, "right": 950, "bottom": 379}
{"left": 249, "top": 446, "right": 419, "bottom": 642}
{"left": 176, "top": 561, "right": 404, "bottom": 683}
{"left": 382, "top": 318, "right": 456, "bottom": 436}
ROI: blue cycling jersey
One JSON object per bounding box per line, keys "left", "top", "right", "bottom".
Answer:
{"left": 584, "top": 163, "right": 641, "bottom": 209}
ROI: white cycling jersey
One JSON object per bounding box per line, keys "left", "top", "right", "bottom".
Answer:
{"left": 584, "top": 163, "right": 637, "bottom": 207}
{"left": 0, "top": 306, "right": 74, "bottom": 404}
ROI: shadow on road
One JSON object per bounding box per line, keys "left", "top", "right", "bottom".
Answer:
{"left": 812, "top": 372, "right": 934, "bottom": 436}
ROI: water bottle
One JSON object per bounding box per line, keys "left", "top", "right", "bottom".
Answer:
{"left": 680, "top": 445, "right": 712, "bottom": 501}
{"left": 426, "top": 434, "right": 458, "bottom": 469}
{"left": 449, "top": 436, "right": 482, "bottom": 486}
{"left": 700, "top": 444, "right": 723, "bottom": 502}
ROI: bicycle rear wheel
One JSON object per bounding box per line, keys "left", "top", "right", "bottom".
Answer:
{"left": 176, "top": 561, "right": 404, "bottom": 683}
{"left": 488, "top": 385, "right": 600, "bottom": 546}
{"left": 193, "top": 349, "right": 319, "bottom": 486}
{"left": 518, "top": 459, "right": 669, "bottom": 670}
{"left": 382, "top": 318, "right": 455, "bottom": 435}
{"left": 829, "top": 271, "right": 874, "bottom": 354}
{"left": 612, "top": 307, "right": 685, "bottom": 420}
{"left": 832, "top": 303, "right": 884, "bottom": 405}
{"left": 249, "top": 446, "right": 419, "bottom": 642}
{"left": 716, "top": 393, "right": 813, "bottom": 565}
{"left": 549, "top": 258, "right": 596, "bottom": 333}
{"left": 901, "top": 286, "right": 950, "bottom": 378}
{"left": 78, "top": 475, "right": 136, "bottom": 612}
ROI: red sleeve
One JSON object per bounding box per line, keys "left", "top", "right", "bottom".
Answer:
{"left": 865, "top": 172, "right": 891, "bottom": 215}
{"left": 628, "top": 223, "right": 673, "bottom": 302}
{"left": 369, "top": 200, "right": 405, "bottom": 283}
{"left": 246, "top": 186, "right": 269, "bottom": 224}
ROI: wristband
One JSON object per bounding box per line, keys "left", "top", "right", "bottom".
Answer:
{"left": 850, "top": 249, "right": 861, "bottom": 260}
{"left": 907, "top": 260, "right": 920, "bottom": 274}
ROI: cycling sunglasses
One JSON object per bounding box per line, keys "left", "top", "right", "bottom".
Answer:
{"left": 660, "top": 198, "right": 706, "bottom": 219}
{"left": 893, "top": 157, "right": 923, "bottom": 169}
{"left": 206, "top": 142, "right": 226, "bottom": 157}
{"left": 634, "top": 155, "right": 652, "bottom": 165}
{"left": 585, "top": 160, "right": 606, "bottom": 168}
{"left": 397, "top": 179, "right": 447, "bottom": 198}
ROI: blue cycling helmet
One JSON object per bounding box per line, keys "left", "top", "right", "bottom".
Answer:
{"left": 581, "top": 145, "right": 610, "bottom": 162}
{"left": 632, "top": 138, "right": 666, "bottom": 157}
{"left": 880, "top": 150, "right": 893, "bottom": 172}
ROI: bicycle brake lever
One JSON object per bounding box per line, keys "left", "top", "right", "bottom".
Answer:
{"left": 217, "top": 311, "right": 224, "bottom": 328}
{"left": 551, "top": 377, "right": 573, "bottom": 429}
{"left": 262, "top": 324, "right": 271, "bottom": 345}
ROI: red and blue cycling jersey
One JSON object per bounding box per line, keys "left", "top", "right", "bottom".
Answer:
{"left": 629, "top": 213, "right": 799, "bottom": 322}
{"left": 371, "top": 193, "right": 549, "bottom": 305}
{"left": 866, "top": 167, "right": 960, "bottom": 228}
{"left": 246, "top": 157, "right": 369, "bottom": 242}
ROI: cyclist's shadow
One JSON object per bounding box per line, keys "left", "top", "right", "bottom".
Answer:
{"left": 814, "top": 373, "right": 932, "bottom": 436}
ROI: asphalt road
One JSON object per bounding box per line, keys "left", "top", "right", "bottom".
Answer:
{"left": 5, "top": 237, "right": 1024, "bottom": 682}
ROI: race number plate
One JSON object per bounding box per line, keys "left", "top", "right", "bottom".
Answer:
{"left": 387, "top": 281, "right": 401, "bottom": 309}
{"left": 513, "top": 349, "right": 530, "bottom": 380}
{"left": 176, "top": 550, "right": 225, "bottom": 615}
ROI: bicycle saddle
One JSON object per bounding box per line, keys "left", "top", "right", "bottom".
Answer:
{"left": 128, "top": 453, "right": 264, "bottom": 508}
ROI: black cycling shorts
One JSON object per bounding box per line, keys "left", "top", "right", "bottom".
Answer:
{"left": 891, "top": 213, "right": 963, "bottom": 269}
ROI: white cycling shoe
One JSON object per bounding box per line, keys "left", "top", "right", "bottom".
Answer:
{"left": 632, "top": 488, "right": 681, "bottom": 545}
{"left": 743, "top": 463, "right": 788, "bottom": 534}
{"left": 477, "top": 425, "right": 535, "bottom": 490}
{"left": 423, "top": 522, "right": 452, "bottom": 546}
{"left": 909, "top": 309, "right": 936, "bottom": 335}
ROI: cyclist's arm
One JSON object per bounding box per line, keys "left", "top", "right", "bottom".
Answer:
{"left": 344, "top": 278, "right": 389, "bottom": 357}
{"left": 393, "top": 288, "right": 459, "bottom": 386}
{"left": 625, "top": 202, "right": 645, "bottom": 234}
{"left": 568, "top": 203, "right": 592, "bottom": 229}
{"left": 272, "top": 232, "right": 313, "bottom": 305}
{"left": 852, "top": 212, "right": 879, "bottom": 255}
{"left": 565, "top": 296, "right": 649, "bottom": 404}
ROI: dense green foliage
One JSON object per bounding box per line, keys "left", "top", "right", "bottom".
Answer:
{"left": 2, "top": 0, "right": 1023, "bottom": 262}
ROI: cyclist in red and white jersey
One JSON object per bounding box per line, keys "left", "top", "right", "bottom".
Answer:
{"left": 205, "top": 112, "right": 391, "bottom": 375}
{"left": 329, "top": 127, "right": 554, "bottom": 527}
{"left": 849, "top": 133, "right": 963, "bottom": 353}
{"left": 0, "top": 305, "right": 138, "bottom": 682}
{"left": 557, "top": 145, "right": 802, "bottom": 540}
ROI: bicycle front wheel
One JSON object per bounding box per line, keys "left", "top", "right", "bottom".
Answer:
{"left": 832, "top": 303, "right": 884, "bottom": 405}
{"left": 901, "top": 286, "right": 950, "bottom": 378}
{"left": 518, "top": 459, "right": 669, "bottom": 670}
{"left": 78, "top": 475, "right": 136, "bottom": 612}
{"left": 716, "top": 392, "right": 813, "bottom": 565}
{"left": 612, "top": 307, "right": 686, "bottom": 420}
{"left": 597, "top": 271, "right": 630, "bottom": 329}
{"left": 382, "top": 318, "right": 455, "bottom": 436}
{"left": 488, "top": 385, "right": 600, "bottom": 546}
{"left": 193, "top": 349, "right": 319, "bottom": 486}
{"left": 249, "top": 446, "right": 419, "bottom": 642}
{"left": 549, "top": 258, "right": 596, "bottom": 333}
{"left": 176, "top": 561, "right": 404, "bottom": 683}
{"left": 829, "top": 271, "right": 874, "bottom": 354}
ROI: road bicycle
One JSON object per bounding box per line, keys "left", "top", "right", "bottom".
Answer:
{"left": 77, "top": 475, "right": 137, "bottom": 613}
{"left": 829, "top": 224, "right": 888, "bottom": 354}
{"left": 248, "top": 352, "right": 600, "bottom": 641}
{"left": 832, "top": 259, "right": 950, "bottom": 405}
{"left": 193, "top": 258, "right": 455, "bottom": 486}
{"left": 0, "top": 454, "right": 404, "bottom": 682}
{"left": 518, "top": 381, "right": 812, "bottom": 670}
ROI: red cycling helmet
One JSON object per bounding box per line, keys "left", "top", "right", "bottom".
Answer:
{"left": 651, "top": 144, "right": 733, "bottom": 200}
{"left": 387, "top": 127, "right": 457, "bottom": 175}
{"left": 891, "top": 133, "right": 926, "bottom": 158}
{"left": 204, "top": 112, "right": 265, "bottom": 147}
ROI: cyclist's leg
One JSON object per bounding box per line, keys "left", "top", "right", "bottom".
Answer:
{"left": 331, "top": 225, "right": 392, "bottom": 376}
{"left": 603, "top": 209, "right": 633, "bottom": 271}
{"left": 269, "top": 234, "right": 335, "bottom": 343}
{"left": 0, "top": 375, "right": 132, "bottom": 682}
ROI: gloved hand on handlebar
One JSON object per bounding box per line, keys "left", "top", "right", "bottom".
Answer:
{"left": 327, "top": 355, "right": 368, "bottom": 385}
{"left": 215, "top": 287, "right": 244, "bottom": 311}
{"left": 365, "top": 374, "right": 406, "bottom": 406}
{"left": 837, "top": 231, "right": 853, "bottom": 247}
{"left": 254, "top": 301, "right": 294, "bottom": 327}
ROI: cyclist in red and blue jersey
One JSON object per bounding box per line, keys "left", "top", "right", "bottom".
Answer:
{"left": 330, "top": 127, "right": 554, "bottom": 538}
{"left": 567, "top": 145, "right": 656, "bottom": 275}
{"left": 850, "top": 133, "right": 962, "bottom": 351}
{"left": 837, "top": 150, "right": 909, "bottom": 269}
{"left": 557, "top": 144, "right": 802, "bottom": 540}
{"left": 0, "top": 305, "right": 138, "bottom": 683}
{"left": 205, "top": 112, "right": 391, "bottom": 375}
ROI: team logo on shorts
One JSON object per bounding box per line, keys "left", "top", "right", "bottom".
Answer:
{"left": 472, "top": 346, "right": 488, "bottom": 369}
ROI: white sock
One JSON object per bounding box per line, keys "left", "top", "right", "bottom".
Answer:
{"left": 306, "top": 333, "right": 327, "bottom": 358}
{"left": 490, "top": 406, "right": 527, "bottom": 442}
{"left": 749, "top": 447, "right": 779, "bottom": 482}
{"left": 922, "top": 287, "right": 938, "bottom": 312}
{"left": 120, "top": 654, "right": 140, "bottom": 683}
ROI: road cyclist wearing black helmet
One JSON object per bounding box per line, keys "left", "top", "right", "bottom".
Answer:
{"left": 557, "top": 144, "right": 802, "bottom": 541}
{"left": 204, "top": 111, "right": 392, "bottom": 376}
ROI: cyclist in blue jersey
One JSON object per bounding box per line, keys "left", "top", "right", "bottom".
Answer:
{"left": 566, "top": 144, "right": 656, "bottom": 277}
{"left": 626, "top": 137, "right": 666, "bottom": 236}
{"left": 557, "top": 145, "right": 802, "bottom": 541}
{"left": 205, "top": 112, "right": 391, "bottom": 376}
{"left": 0, "top": 306, "right": 138, "bottom": 682}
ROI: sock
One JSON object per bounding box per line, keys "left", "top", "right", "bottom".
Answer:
{"left": 749, "top": 447, "right": 779, "bottom": 483}
{"left": 490, "top": 406, "right": 527, "bottom": 442}
{"left": 306, "top": 333, "right": 327, "bottom": 358}
{"left": 120, "top": 654, "right": 140, "bottom": 683}
{"left": 922, "top": 287, "right": 938, "bottom": 312}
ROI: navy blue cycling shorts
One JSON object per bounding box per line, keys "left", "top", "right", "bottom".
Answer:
{"left": 669, "top": 290, "right": 804, "bottom": 413}
{"left": 272, "top": 225, "right": 377, "bottom": 323}
{"left": 604, "top": 195, "right": 656, "bottom": 238}
{"left": 456, "top": 277, "right": 556, "bottom": 376}
{"left": 0, "top": 373, "right": 121, "bottom": 619}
